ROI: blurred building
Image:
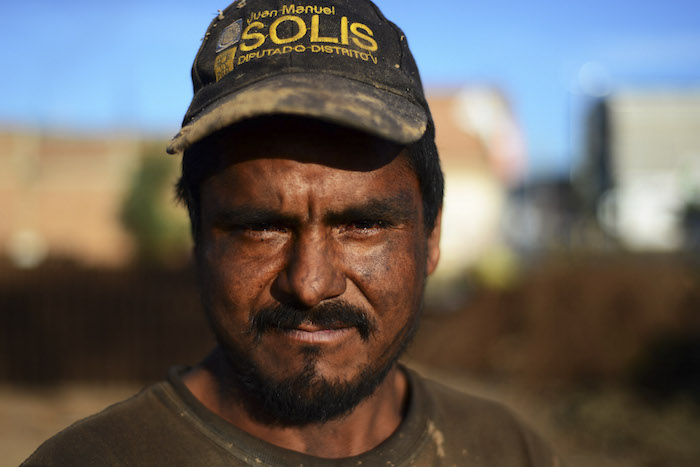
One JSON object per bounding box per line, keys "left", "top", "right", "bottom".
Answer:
{"left": 503, "top": 178, "right": 582, "bottom": 255}
{"left": 0, "top": 129, "right": 141, "bottom": 267}
{"left": 579, "top": 90, "right": 700, "bottom": 251}
{"left": 427, "top": 88, "right": 526, "bottom": 285}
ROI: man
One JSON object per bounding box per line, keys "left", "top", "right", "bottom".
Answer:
{"left": 25, "top": 0, "right": 559, "bottom": 465}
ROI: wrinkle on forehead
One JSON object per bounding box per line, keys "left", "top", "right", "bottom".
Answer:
{"left": 202, "top": 154, "right": 419, "bottom": 225}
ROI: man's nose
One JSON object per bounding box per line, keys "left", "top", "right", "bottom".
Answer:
{"left": 274, "top": 230, "right": 346, "bottom": 307}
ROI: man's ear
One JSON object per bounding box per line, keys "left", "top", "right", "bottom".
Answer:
{"left": 426, "top": 209, "right": 441, "bottom": 276}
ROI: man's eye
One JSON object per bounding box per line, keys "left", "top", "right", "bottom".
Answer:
{"left": 342, "top": 220, "right": 386, "bottom": 233}
{"left": 223, "top": 223, "right": 288, "bottom": 239}
{"left": 246, "top": 223, "right": 287, "bottom": 233}
{"left": 352, "top": 220, "right": 383, "bottom": 229}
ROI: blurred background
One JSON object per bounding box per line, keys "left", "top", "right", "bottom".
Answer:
{"left": 1, "top": 0, "right": 700, "bottom": 465}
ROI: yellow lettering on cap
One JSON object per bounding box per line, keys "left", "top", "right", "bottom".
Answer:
{"left": 310, "top": 15, "right": 339, "bottom": 43}
{"left": 340, "top": 16, "right": 348, "bottom": 45}
{"left": 240, "top": 22, "right": 265, "bottom": 51}
{"left": 270, "top": 15, "right": 307, "bottom": 44}
{"left": 350, "top": 22, "right": 378, "bottom": 51}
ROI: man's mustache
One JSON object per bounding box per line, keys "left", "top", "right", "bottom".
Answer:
{"left": 250, "top": 301, "right": 376, "bottom": 342}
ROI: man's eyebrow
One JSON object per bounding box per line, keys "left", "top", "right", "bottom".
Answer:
{"left": 324, "top": 192, "right": 417, "bottom": 225}
{"left": 209, "top": 192, "right": 417, "bottom": 226}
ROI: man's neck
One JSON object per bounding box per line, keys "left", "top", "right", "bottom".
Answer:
{"left": 182, "top": 352, "right": 408, "bottom": 458}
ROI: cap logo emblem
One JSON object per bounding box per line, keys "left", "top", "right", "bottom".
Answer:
{"left": 216, "top": 19, "right": 243, "bottom": 53}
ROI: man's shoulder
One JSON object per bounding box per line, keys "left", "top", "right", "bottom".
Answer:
{"left": 21, "top": 381, "right": 184, "bottom": 466}
{"left": 417, "top": 372, "right": 518, "bottom": 420}
{"left": 407, "top": 368, "right": 562, "bottom": 467}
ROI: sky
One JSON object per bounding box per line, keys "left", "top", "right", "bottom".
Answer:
{"left": 1, "top": 0, "right": 699, "bottom": 179}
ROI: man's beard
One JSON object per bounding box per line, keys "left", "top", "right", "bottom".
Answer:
{"left": 207, "top": 299, "right": 423, "bottom": 427}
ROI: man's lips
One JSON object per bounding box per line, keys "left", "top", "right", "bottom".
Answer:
{"left": 277, "top": 321, "right": 355, "bottom": 344}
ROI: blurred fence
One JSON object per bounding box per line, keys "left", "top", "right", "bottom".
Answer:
{"left": 1, "top": 254, "right": 699, "bottom": 395}
{"left": 0, "top": 260, "right": 213, "bottom": 383}
{"left": 410, "top": 253, "right": 700, "bottom": 398}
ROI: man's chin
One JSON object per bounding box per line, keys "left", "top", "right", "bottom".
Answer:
{"left": 209, "top": 296, "right": 423, "bottom": 425}
{"left": 217, "top": 345, "right": 395, "bottom": 426}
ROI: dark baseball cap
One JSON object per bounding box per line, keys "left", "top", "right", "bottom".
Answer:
{"left": 167, "top": 0, "right": 431, "bottom": 154}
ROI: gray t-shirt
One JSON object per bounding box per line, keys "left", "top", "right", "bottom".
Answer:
{"left": 23, "top": 366, "right": 560, "bottom": 466}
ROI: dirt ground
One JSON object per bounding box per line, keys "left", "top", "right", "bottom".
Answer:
{"left": 0, "top": 383, "right": 138, "bottom": 467}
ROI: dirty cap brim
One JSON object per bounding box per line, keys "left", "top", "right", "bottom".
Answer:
{"left": 166, "top": 73, "right": 428, "bottom": 154}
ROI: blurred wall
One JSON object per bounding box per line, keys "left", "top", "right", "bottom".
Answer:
{"left": 581, "top": 90, "right": 700, "bottom": 250}
{"left": 0, "top": 130, "right": 141, "bottom": 267}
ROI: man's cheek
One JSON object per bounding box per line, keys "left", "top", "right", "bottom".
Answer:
{"left": 344, "top": 242, "right": 394, "bottom": 282}
{"left": 210, "top": 243, "right": 274, "bottom": 286}
{"left": 348, "top": 240, "right": 419, "bottom": 297}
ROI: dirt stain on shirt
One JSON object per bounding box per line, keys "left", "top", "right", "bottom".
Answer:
{"left": 427, "top": 420, "right": 445, "bottom": 458}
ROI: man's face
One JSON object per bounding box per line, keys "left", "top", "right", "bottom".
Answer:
{"left": 196, "top": 119, "right": 440, "bottom": 424}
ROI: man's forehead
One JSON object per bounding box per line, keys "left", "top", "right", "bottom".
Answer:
{"left": 200, "top": 154, "right": 424, "bottom": 232}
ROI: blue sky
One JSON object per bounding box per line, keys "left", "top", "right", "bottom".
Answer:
{"left": 1, "top": 0, "right": 699, "bottom": 178}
